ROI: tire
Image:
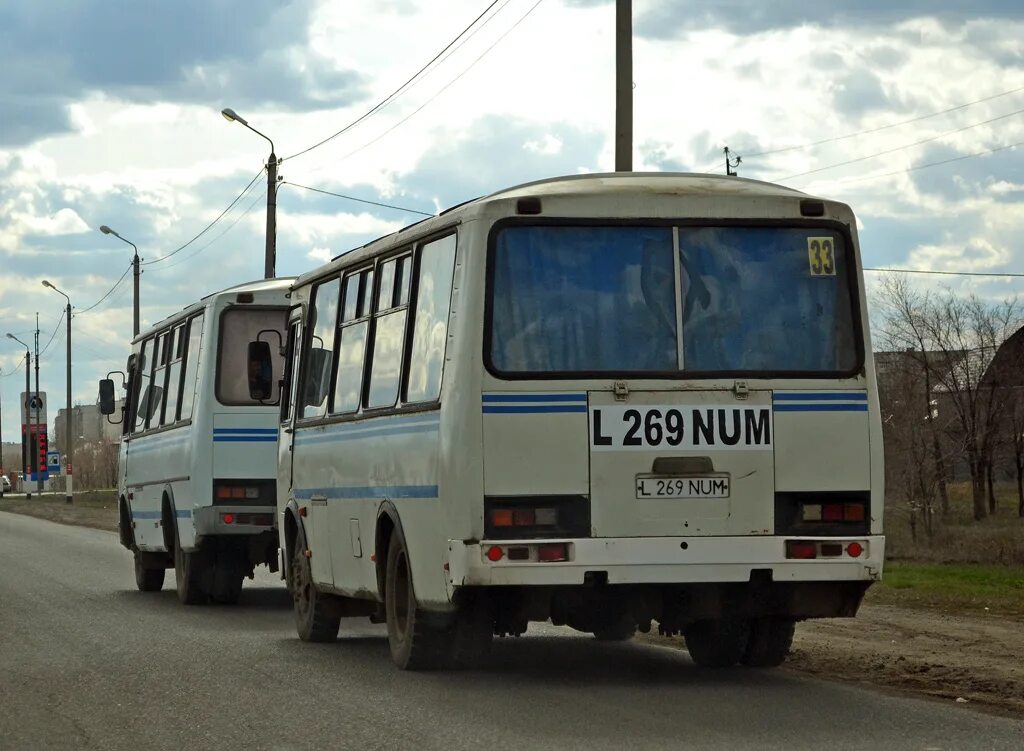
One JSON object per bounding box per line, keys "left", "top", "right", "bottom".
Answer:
{"left": 385, "top": 532, "right": 449, "bottom": 670}
{"left": 133, "top": 553, "right": 165, "bottom": 592}
{"left": 210, "top": 558, "right": 245, "bottom": 605}
{"left": 684, "top": 618, "right": 749, "bottom": 668}
{"left": 173, "top": 524, "right": 209, "bottom": 605}
{"left": 742, "top": 618, "right": 796, "bottom": 668}
{"left": 291, "top": 538, "right": 340, "bottom": 642}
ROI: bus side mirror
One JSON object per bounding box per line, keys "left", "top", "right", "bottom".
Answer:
{"left": 248, "top": 341, "right": 274, "bottom": 401}
{"left": 98, "top": 379, "right": 116, "bottom": 415}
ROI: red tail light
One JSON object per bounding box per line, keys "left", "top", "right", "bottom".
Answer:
{"left": 786, "top": 541, "right": 817, "bottom": 559}
{"left": 846, "top": 542, "right": 864, "bottom": 558}
{"left": 222, "top": 513, "right": 235, "bottom": 524}
{"left": 537, "top": 543, "right": 569, "bottom": 562}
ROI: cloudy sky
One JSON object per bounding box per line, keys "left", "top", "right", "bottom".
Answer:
{"left": 2, "top": 0, "right": 1024, "bottom": 442}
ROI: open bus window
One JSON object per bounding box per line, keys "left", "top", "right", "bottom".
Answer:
{"left": 217, "top": 307, "right": 287, "bottom": 406}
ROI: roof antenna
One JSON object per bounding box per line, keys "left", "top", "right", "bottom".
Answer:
{"left": 724, "top": 146, "right": 742, "bottom": 177}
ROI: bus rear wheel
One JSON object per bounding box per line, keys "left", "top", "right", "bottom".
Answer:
{"left": 291, "top": 540, "right": 340, "bottom": 642}
{"left": 742, "top": 617, "right": 796, "bottom": 668}
{"left": 684, "top": 618, "right": 749, "bottom": 668}
{"left": 133, "top": 553, "right": 165, "bottom": 592}
{"left": 385, "top": 532, "right": 449, "bottom": 670}
{"left": 174, "top": 528, "right": 209, "bottom": 605}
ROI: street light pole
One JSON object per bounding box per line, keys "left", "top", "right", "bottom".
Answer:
{"left": 6, "top": 334, "right": 31, "bottom": 495}
{"left": 99, "top": 226, "right": 141, "bottom": 337}
{"left": 221, "top": 107, "right": 278, "bottom": 279}
{"left": 43, "top": 281, "right": 73, "bottom": 504}
{"left": 615, "top": 0, "right": 633, "bottom": 172}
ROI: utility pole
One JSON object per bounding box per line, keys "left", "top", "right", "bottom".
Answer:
{"left": 615, "top": 0, "right": 633, "bottom": 172}
{"left": 34, "top": 314, "right": 42, "bottom": 495}
{"left": 265, "top": 153, "right": 278, "bottom": 279}
{"left": 133, "top": 252, "right": 141, "bottom": 337}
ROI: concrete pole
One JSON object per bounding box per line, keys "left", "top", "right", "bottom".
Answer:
{"left": 23, "top": 350, "right": 30, "bottom": 496}
{"left": 615, "top": 0, "right": 633, "bottom": 172}
{"left": 64, "top": 301, "right": 72, "bottom": 504}
{"left": 34, "top": 314, "right": 42, "bottom": 495}
{"left": 133, "top": 251, "right": 140, "bottom": 337}
{"left": 265, "top": 154, "right": 278, "bottom": 279}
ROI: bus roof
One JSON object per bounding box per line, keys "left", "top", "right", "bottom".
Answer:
{"left": 294, "top": 172, "right": 822, "bottom": 288}
{"left": 135, "top": 276, "right": 295, "bottom": 342}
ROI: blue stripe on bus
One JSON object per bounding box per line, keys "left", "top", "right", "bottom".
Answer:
{"left": 483, "top": 405, "right": 588, "bottom": 414}
{"left": 132, "top": 509, "right": 193, "bottom": 519}
{"left": 213, "top": 428, "right": 278, "bottom": 435}
{"left": 482, "top": 393, "right": 587, "bottom": 403}
{"left": 295, "top": 485, "right": 438, "bottom": 500}
{"left": 213, "top": 436, "right": 278, "bottom": 442}
{"left": 293, "top": 418, "right": 439, "bottom": 446}
{"left": 773, "top": 392, "right": 867, "bottom": 401}
{"left": 773, "top": 404, "right": 868, "bottom": 412}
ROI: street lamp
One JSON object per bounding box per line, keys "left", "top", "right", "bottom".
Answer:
{"left": 222, "top": 107, "right": 278, "bottom": 279}
{"left": 99, "top": 225, "right": 141, "bottom": 337}
{"left": 42, "top": 281, "right": 73, "bottom": 505}
{"left": 5, "top": 333, "right": 32, "bottom": 496}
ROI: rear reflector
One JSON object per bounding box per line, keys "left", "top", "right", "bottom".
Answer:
{"left": 786, "top": 541, "right": 817, "bottom": 559}
{"left": 537, "top": 543, "right": 569, "bottom": 562}
{"left": 222, "top": 513, "right": 235, "bottom": 524}
{"left": 486, "top": 546, "right": 504, "bottom": 562}
{"left": 846, "top": 542, "right": 864, "bottom": 558}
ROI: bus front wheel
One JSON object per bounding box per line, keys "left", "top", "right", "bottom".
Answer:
{"left": 291, "top": 541, "right": 340, "bottom": 642}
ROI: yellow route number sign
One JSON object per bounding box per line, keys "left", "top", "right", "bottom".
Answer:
{"left": 807, "top": 237, "right": 836, "bottom": 276}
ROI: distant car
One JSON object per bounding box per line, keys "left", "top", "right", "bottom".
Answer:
{"left": 0, "top": 475, "right": 10, "bottom": 495}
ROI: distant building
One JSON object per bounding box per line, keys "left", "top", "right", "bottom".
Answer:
{"left": 53, "top": 401, "right": 123, "bottom": 452}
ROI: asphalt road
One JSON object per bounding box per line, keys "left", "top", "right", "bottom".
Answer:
{"left": 1, "top": 512, "right": 1022, "bottom": 751}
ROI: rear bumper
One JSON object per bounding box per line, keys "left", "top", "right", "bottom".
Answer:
{"left": 193, "top": 505, "right": 277, "bottom": 538}
{"left": 447, "top": 535, "right": 884, "bottom": 587}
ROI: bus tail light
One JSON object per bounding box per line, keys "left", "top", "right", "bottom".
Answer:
{"left": 846, "top": 542, "right": 864, "bottom": 558}
{"left": 537, "top": 543, "right": 569, "bottom": 562}
{"left": 484, "top": 495, "right": 590, "bottom": 539}
{"left": 786, "top": 541, "right": 817, "bottom": 559}
{"left": 802, "top": 502, "right": 867, "bottom": 523}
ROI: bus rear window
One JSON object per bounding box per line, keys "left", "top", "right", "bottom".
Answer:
{"left": 217, "top": 307, "right": 288, "bottom": 405}
{"left": 488, "top": 225, "right": 859, "bottom": 376}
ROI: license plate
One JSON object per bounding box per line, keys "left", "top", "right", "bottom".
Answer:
{"left": 635, "top": 475, "right": 730, "bottom": 499}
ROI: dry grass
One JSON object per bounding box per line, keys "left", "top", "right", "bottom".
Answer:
{"left": 885, "top": 482, "right": 1024, "bottom": 566}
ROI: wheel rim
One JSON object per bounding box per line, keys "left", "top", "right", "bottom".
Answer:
{"left": 392, "top": 548, "right": 411, "bottom": 639}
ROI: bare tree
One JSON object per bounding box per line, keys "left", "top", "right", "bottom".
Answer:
{"left": 876, "top": 276, "right": 1022, "bottom": 521}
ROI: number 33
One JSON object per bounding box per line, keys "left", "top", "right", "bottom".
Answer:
{"left": 807, "top": 237, "right": 836, "bottom": 276}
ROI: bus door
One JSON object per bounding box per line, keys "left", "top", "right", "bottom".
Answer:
{"left": 587, "top": 388, "right": 776, "bottom": 538}
{"left": 280, "top": 316, "right": 302, "bottom": 497}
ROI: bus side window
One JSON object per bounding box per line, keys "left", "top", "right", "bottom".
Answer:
{"left": 300, "top": 277, "right": 340, "bottom": 419}
{"left": 281, "top": 320, "right": 301, "bottom": 423}
{"left": 366, "top": 254, "right": 412, "bottom": 409}
{"left": 161, "top": 325, "right": 186, "bottom": 426}
{"left": 133, "top": 338, "right": 155, "bottom": 434}
{"left": 405, "top": 234, "right": 457, "bottom": 403}
{"left": 332, "top": 269, "right": 372, "bottom": 414}
{"left": 149, "top": 332, "right": 169, "bottom": 426}
{"left": 179, "top": 312, "right": 205, "bottom": 422}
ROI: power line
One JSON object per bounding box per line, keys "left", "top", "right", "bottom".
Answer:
{"left": 832, "top": 138, "right": 1024, "bottom": 186}
{"left": 285, "top": 0, "right": 503, "bottom": 162}
{"left": 76, "top": 264, "right": 133, "bottom": 315}
{"left": 141, "top": 167, "right": 265, "bottom": 266}
{"left": 38, "top": 310, "right": 65, "bottom": 358}
{"left": 747, "top": 84, "right": 1024, "bottom": 159}
{"left": 284, "top": 182, "right": 434, "bottom": 217}
{"left": 150, "top": 186, "right": 269, "bottom": 272}
{"left": 864, "top": 267, "right": 1024, "bottom": 278}
{"left": 332, "top": 0, "right": 546, "bottom": 166}
{"left": 779, "top": 105, "right": 1024, "bottom": 181}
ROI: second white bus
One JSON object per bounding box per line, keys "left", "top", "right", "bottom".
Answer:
{"left": 267, "top": 173, "right": 884, "bottom": 669}
{"left": 101, "top": 278, "right": 291, "bottom": 604}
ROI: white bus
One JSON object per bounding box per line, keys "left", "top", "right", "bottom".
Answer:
{"left": 100, "top": 278, "right": 292, "bottom": 605}
{"left": 269, "top": 173, "right": 884, "bottom": 670}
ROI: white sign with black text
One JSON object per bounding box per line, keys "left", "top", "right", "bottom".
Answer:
{"left": 589, "top": 405, "right": 773, "bottom": 451}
